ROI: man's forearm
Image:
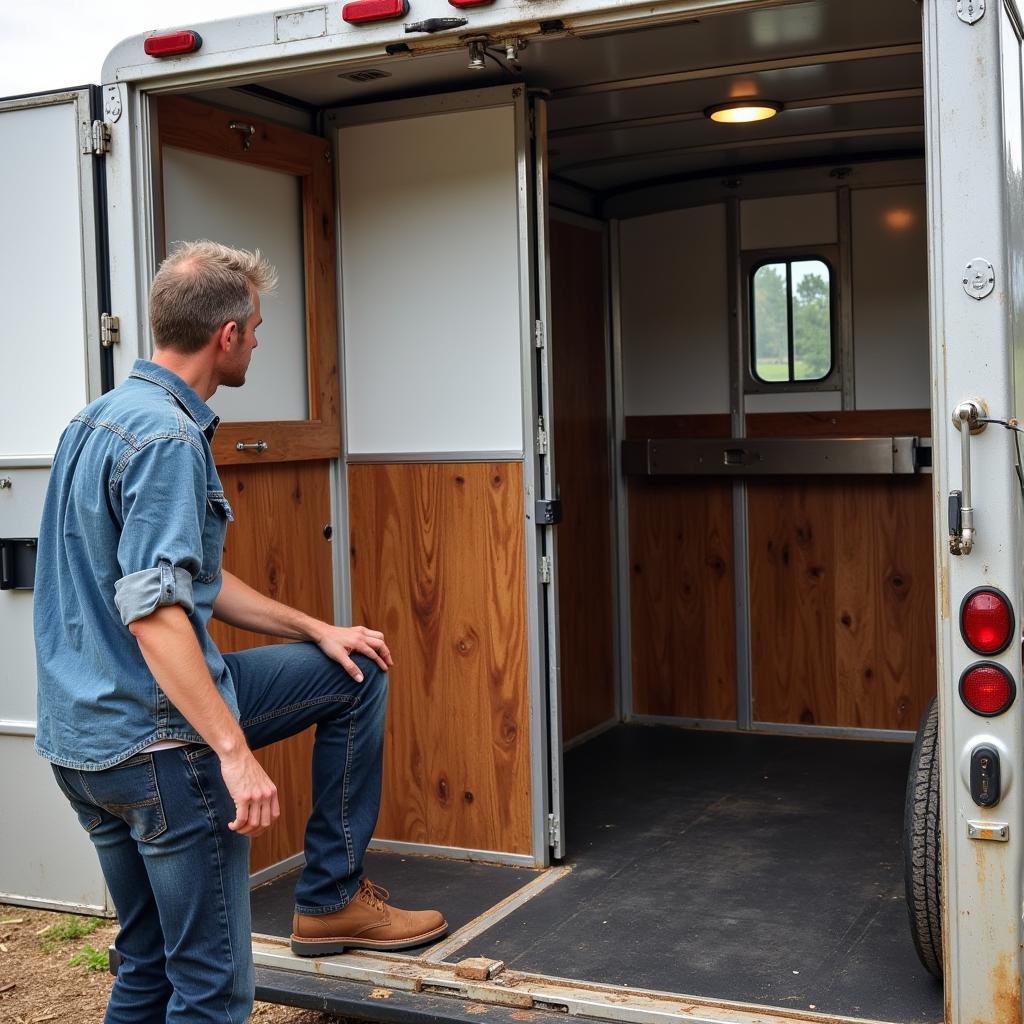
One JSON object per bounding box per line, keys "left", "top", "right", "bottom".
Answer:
{"left": 212, "top": 569, "right": 326, "bottom": 641}
{"left": 130, "top": 604, "right": 247, "bottom": 759}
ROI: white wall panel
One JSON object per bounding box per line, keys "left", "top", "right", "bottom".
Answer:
{"left": 619, "top": 205, "right": 730, "bottom": 416}
{"left": 162, "top": 146, "right": 308, "bottom": 423}
{"left": 0, "top": 736, "right": 108, "bottom": 912}
{"left": 0, "top": 103, "right": 89, "bottom": 457}
{"left": 338, "top": 105, "right": 524, "bottom": 454}
{"left": 851, "top": 185, "right": 930, "bottom": 410}
{"left": 741, "top": 193, "right": 838, "bottom": 250}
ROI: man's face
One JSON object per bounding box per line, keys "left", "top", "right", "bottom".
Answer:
{"left": 221, "top": 290, "right": 262, "bottom": 388}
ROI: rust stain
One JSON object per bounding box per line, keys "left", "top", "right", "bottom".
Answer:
{"left": 969, "top": 951, "right": 1022, "bottom": 1024}
{"left": 369, "top": 988, "right": 392, "bottom": 1000}
{"left": 466, "top": 1004, "right": 490, "bottom": 1015}
{"left": 509, "top": 1013, "right": 535, "bottom": 1021}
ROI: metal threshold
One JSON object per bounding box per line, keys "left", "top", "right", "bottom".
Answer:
{"left": 251, "top": 938, "right": 900, "bottom": 1024}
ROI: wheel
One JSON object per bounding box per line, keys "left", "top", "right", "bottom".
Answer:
{"left": 903, "top": 696, "right": 943, "bottom": 979}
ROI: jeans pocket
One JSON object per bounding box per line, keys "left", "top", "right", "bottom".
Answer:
{"left": 80, "top": 754, "right": 168, "bottom": 843}
{"left": 51, "top": 765, "right": 102, "bottom": 833}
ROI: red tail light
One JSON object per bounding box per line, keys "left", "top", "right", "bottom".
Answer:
{"left": 960, "top": 662, "right": 1016, "bottom": 716}
{"left": 342, "top": 0, "right": 408, "bottom": 23}
{"left": 144, "top": 31, "right": 202, "bottom": 57}
{"left": 961, "top": 587, "right": 1015, "bottom": 655}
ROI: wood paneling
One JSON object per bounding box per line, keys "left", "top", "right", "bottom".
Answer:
{"left": 349, "top": 462, "right": 532, "bottom": 855}
{"left": 626, "top": 415, "right": 736, "bottom": 719}
{"left": 208, "top": 460, "right": 335, "bottom": 874}
{"left": 157, "top": 95, "right": 340, "bottom": 467}
{"left": 550, "top": 219, "right": 616, "bottom": 742}
{"left": 629, "top": 477, "right": 737, "bottom": 719}
{"left": 747, "top": 410, "right": 935, "bottom": 729}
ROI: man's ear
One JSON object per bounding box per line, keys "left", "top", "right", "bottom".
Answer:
{"left": 214, "top": 320, "right": 238, "bottom": 352}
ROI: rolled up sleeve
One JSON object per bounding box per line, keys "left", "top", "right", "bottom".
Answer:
{"left": 112, "top": 435, "right": 206, "bottom": 626}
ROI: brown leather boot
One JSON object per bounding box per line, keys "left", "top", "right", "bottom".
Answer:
{"left": 290, "top": 879, "right": 448, "bottom": 956}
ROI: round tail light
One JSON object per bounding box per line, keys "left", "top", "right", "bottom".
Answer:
{"left": 961, "top": 587, "right": 1014, "bottom": 655}
{"left": 960, "top": 662, "right": 1016, "bottom": 716}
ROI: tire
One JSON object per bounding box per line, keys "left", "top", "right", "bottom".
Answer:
{"left": 903, "top": 696, "right": 943, "bottom": 979}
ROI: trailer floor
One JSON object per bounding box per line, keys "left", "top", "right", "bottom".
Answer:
{"left": 459, "top": 725, "right": 944, "bottom": 1023}
{"left": 252, "top": 725, "right": 944, "bottom": 1023}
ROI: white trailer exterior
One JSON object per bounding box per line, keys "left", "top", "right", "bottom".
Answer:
{"left": 2, "top": 1, "right": 1024, "bottom": 1021}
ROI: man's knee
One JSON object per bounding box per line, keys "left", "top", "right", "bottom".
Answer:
{"left": 350, "top": 654, "right": 388, "bottom": 708}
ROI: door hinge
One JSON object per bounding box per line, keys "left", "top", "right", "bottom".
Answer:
{"left": 539, "top": 555, "right": 552, "bottom": 584}
{"left": 100, "top": 313, "right": 120, "bottom": 348}
{"left": 547, "top": 812, "right": 560, "bottom": 847}
{"left": 534, "top": 319, "right": 545, "bottom": 349}
{"left": 957, "top": 0, "right": 985, "bottom": 24}
{"left": 535, "top": 498, "right": 563, "bottom": 525}
{"left": 537, "top": 417, "right": 548, "bottom": 456}
{"left": 87, "top": 120, "right": 112, "bottom": 156}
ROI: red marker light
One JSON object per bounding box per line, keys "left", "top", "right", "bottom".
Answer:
{"left": 449, "top": 0, "right": 494, "bottom": 7}
{"left": 144, "top": 31, "right": 202, "bottom": 57}
{"left": 342, "top": 0, "right": 408, "bottom": 24}
{"left": 961, "top": 587, "right": 1014, "bottom": 655}
{"left": 960, "top": 663, "right": 1016, "bottom": 717}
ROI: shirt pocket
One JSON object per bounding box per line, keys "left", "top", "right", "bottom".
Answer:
{"left": 198, "top": 490, "right": 234, "bottom": 583}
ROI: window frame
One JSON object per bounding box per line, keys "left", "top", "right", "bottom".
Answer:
{"left": 743, "top": 245, "right": 841, "bottom": 394}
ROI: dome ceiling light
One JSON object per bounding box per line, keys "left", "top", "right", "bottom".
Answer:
{"left": 705, "top": 101, "right": 782, "bottom": 124}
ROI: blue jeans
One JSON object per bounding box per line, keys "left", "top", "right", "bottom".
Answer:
{"left": 51, "top": 643, "right": 387, "bottom": 1024}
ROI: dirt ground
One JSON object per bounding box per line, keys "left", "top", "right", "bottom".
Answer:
{"left": 0, "top": 904, "right": 341, "bottom": 1023}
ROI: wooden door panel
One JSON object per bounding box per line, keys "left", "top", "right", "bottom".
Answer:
{"left": 209, "top": 460, "right": 335, "bottom": 874}
{"left": 550, "top": 220, "right": 616, "bottom": 741}
{"left": 349, "top": 462, "right": 532, "bottom": 855}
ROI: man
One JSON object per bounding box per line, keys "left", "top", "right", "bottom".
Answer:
{"left": 34, "top": 241, "right": 446, "bottom": 1024}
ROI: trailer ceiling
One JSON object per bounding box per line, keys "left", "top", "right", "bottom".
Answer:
{"left": 249, "top": 0, "right": 924, "bottom": 195}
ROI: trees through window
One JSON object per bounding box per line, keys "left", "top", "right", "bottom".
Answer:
{"left": 751, "top": 258, "right": 833, "bottom": 384}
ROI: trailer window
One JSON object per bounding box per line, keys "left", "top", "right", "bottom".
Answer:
{"left": 751, "top": 258, "right": 833, "bottom": 384}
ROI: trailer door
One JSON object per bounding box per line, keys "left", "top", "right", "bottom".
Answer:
{"left": 0, "top": 87, "right": 112, "bottom": 912}
{"left": 924, "top": 2, "right": 1024, "bottom": 1017}
{"left": 332, "top": 85, "right": 560, "bottom": 867}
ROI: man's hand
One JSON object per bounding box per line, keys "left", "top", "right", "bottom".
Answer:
{"left": 220, "top": 749, "right": 280, "bottom": 837}
{"left": 317, "top": 625, "right": 393, "bottom": 682}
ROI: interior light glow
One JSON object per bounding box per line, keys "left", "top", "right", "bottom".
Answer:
{"left": 884, "top": 208, "right": 916, "bottom": 232}
{"left": 705, "top": 101, "right": 782, "bottom": 124}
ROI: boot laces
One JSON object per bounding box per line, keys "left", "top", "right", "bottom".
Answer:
{"left": 358, "top": 879, "right": 390, "bottom": 912}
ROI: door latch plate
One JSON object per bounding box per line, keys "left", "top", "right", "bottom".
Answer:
{"left": 957, "top": 0, "right": 986, "bottom": 24}
{"left": 963, "top": 258, "right": 995, "bottom": 300}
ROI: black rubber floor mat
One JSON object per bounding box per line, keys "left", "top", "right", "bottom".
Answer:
{"left": 455, "top": 725, "right": 944, "bottom": 1024}
{"left": 251, "top": 850, "right": 537, "bottom": 940}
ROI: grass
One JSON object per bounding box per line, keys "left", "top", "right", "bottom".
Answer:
{"left": 38, "top": 915, "right": 102, "bottom": 953}
{"left": 68, "top": 944, "right": 109, "bottom": 973}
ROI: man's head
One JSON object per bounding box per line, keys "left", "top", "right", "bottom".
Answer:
{"left": 149, "top": 241, "right": 278, "bottom": 389}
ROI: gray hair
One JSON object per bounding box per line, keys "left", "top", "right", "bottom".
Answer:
{"left": 149, "top": 240, "right": 278, "bottom": 354}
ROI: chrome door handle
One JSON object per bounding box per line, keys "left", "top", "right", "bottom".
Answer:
{"left": 235, "top": 440, "right": 269, "bottom": 453}
{"left": 950, "top": 400, "right": 985, "bottom": 555}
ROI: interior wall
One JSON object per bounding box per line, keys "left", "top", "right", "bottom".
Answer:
{"left": 851, "top": 184, "right": 930, "bottom": 410}
{"left": 618, "top": 204, "right": 730, "bottom": 417}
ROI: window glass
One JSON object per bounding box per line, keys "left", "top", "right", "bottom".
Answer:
{"left": 752, "top": 258, "right": 833, "bottom": 384}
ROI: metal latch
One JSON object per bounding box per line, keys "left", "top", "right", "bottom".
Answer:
{"left": 537, "top": 418, "right": 549, "bottom": 456}
{"left": 100, "top": 313, "right": 120, "bottom": 348}
{"left": 535, "top": 499, "right": 562, "bottom": 525}
{"left": 538, "top": 555, "right": 552, "bottom": 584}
{"left": 89, "top": 120, "right": 111, "bottom": 155}
{"left": 534, "top": 320, "right": 545, "bottom": 349}
{"left": 950, "top": 399, "right": 986, "bottom": 555}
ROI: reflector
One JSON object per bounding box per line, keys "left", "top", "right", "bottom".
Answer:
{"left": 960, "top": 662, "right": 1016, "bottom": 717}
{"left": 961, "top": 587, "right": 1014, "bottom": 655}
{"left": 143, "top": 31, "right": 202, "bottom": 57}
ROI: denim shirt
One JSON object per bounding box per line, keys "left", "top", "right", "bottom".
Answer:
{"left": 34, "top": 360, "right": 238, "bottom": 770}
